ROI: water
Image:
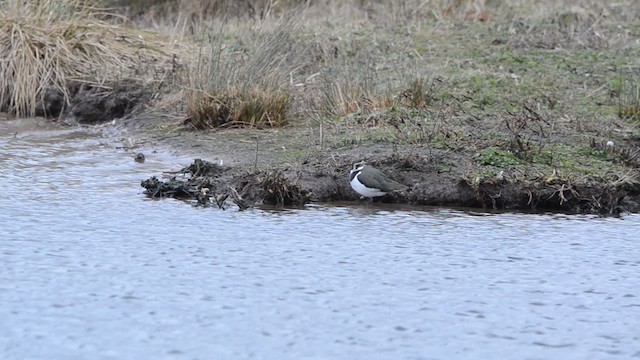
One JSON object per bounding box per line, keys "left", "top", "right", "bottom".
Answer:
{"left": 1, "top": 119, "right": 639, "bottom": 360}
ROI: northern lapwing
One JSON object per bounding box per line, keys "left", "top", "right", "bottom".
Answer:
{"left": 349, "top": 161, "right": 407, "bottom": 198}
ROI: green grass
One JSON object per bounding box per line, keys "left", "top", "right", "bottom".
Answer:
{"left": 475, "top": 147, "right": 520, "bottom": 167}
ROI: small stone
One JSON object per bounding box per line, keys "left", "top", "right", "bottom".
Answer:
{"left": 134, "top": 153, "right": 145, "bottom": 163}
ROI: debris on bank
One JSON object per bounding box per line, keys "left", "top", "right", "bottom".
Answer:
{"left": 140, "top": 159, "right": 311, "bottom": 210}
{"left": 468, "top": 177, "right": 632, "bottom": 215}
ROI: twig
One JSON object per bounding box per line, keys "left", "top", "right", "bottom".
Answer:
{"left": 229, "top": 187, "right": 251, "bottom": 211}
{"left": 254, "top": 136, "right": 259, "bottom": 172}
{"left": 214, "top": 192, "right": 228, "bottom": 210}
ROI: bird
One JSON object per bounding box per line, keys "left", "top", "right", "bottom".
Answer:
{"left": 349, "top": 161, "right": 408, "bottom": 198}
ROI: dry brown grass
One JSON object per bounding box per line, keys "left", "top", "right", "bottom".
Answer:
{"left": 617, "top": 68, "right": 640, "bottom": 123}
{"left": 184, "top": 16, "right": 308, "bottom": 129}
{"left": 0, "top": 0, "right": 180, "bottom": 116}
{"left": 186, "top": 89, "right": 290, "bottom": 129}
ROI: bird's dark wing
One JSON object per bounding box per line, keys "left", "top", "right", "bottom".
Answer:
{"left": 359, "top": 166, "right": 407, "bottom": 192}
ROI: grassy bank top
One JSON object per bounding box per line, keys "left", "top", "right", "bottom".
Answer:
{"left": 160, "top": 0, "right": 640, "bottom": 210}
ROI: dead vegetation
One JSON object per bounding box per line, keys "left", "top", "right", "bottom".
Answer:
{"left": 616, "top": 68, "right": 640, "bottom": 123}
{"left": 141, "top": 159, "right": 310, "bottom": 209}
{"left": 183, "top": 17, "right": 307, "bottom": 129}
{"left": 502, "top": 101, "right": 550, "bottom": 161}
{"left": 467, "top": 172, "right": 631, "bottom": 215}
{"left": 259, "top": 171, "right": 311, "bottom": 206}
{"left": 0, "top": 0, "right": 180, "bottom": 117}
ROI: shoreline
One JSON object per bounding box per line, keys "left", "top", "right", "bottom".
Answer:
{"left": 3, "top": 1, "right": 640, "bottom": 215}
{"left": 3, "top": 108, "right": 638, "bottom": 214}
{"left": 121, "top": 110, "right": 640, "bottom": 215}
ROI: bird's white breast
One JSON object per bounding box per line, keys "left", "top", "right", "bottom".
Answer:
{"left": 350, "top": 173, "right": 386, "bottom": 197}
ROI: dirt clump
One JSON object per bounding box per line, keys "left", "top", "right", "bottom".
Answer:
{"left": 470, "top": 179, "right": 630, "bottom": 214}
{"left": 33, "top": 82, "right": 150, "bottom": 124}
{"left": 141, "top": 159, "right": 311, "bottom": 210}
{"left": 69, "top": 83, "right": 149, "bottom": 124}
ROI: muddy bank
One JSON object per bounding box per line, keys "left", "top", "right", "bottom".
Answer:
{"left": 140, "top": 159, "right": 310, "bottom": 209}
{"left": 140, "top": 152, "right": 640, "bottom": 215}
{"left": 35, "top": 81, "right": 149, "bottom": 125}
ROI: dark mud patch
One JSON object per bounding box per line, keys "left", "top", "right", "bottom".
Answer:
{"left": 36, "top": 81, "right": 150, "bottom": 124}
{"left": 469, "top": 179, "right": 633, "bottom": 215}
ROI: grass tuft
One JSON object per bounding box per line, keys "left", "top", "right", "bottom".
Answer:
{"left": 185, "top": 16, "right": 305, "bottom": 129}
{"left": 616, "top": 69, "right": 640, "bottom": 122}
{"left": 186, "top": 89, "right": 290, "bottom": 129}
{"left": 0, "top": 0, "right": 179, "bottom": 117}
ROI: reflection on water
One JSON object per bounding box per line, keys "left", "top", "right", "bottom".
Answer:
{"left": 1, "top": 121, "right": 639, "bottom": 360}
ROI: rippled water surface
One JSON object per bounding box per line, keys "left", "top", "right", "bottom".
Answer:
{"left": 1, "top": 120, "right": 639, "bottom": 360}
